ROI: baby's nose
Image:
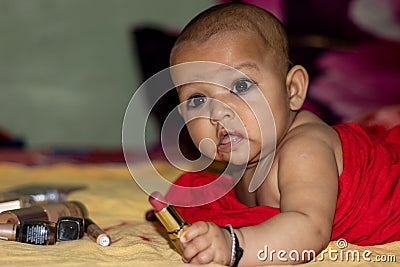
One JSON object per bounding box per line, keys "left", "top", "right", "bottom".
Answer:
{"left": 209, "top": 99, "right": 235, "bottom": 124}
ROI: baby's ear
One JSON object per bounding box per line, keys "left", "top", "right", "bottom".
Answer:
{"left": 286, "top": 65, "right": 309, "bottom": 111}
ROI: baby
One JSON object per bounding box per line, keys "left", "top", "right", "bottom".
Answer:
{"left": 166, "top": 2, "right": 399, "bottom": 266}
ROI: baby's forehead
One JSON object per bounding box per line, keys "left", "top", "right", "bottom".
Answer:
{"left": 171, "top": 61, "right": 250, "bottom": 88}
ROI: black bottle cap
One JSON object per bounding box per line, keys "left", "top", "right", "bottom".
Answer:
{"left": 57, "top": 216, "right": 84, "bottom": 241}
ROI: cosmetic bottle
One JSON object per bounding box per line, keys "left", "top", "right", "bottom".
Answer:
{"left": 19, "top": 220, "right": 57, "bottom": 245}
{"left": 57, "top": 216, "right": 84, "bottom": 241}
{"left": 0, "top": 220, "right": 56, "bottom": 245}
{"left": 0, "top": 217, "right": 85, "bottom": 245}
{"left": 0, "top": 201, "right": 88, "bottom": 225}
{"left": 0, "top": 223, "right": 18, "bottom": 241}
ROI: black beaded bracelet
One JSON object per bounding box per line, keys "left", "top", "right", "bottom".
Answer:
{"left": 223, "top": 224, "right": 244, "bottom": 267}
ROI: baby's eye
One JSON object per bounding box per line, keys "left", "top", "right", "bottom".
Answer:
{"left": 187, "top": 95, "right": 207, "bottom": 108}
{"left": 231, "top": 78, "right": 255, "bottom": 94}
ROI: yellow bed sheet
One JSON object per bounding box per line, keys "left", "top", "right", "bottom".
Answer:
{"left": 0, "top": 162, "right": 398, "bottom": 267}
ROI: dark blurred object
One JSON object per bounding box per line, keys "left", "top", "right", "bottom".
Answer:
{"left": 309, "top": 40, "right": 400, "bottom": 121}
{"left": 145, "top": 208, "right": 156, "bottom": 221}
{"left": 284, "top": 0, "right": 370, "bottom": 40}
{"left": 132, "top": 26, "right": 199, "bottom": 160}
{"left": 0, "top": 128, "right": 24, "bottom": 148}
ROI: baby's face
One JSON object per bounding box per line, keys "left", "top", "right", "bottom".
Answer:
{"left": 171, "top": 31, "right": 292, "bottom": 166}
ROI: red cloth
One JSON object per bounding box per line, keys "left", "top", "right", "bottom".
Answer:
{"left": 166, "top": 123, "right": 400, "bottom": 246}
{"left": 330, "top": 123, "right": 400, "bottom": 245}
{"left": 166, "top": 172, "right": 280, "bottom": 227}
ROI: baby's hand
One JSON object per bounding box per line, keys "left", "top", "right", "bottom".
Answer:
{"left": 180, "top": 221, "right": 232, "bottom": 265}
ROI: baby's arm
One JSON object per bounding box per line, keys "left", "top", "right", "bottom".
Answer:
{"left": 181, "top": 130, "right": 339, "bottom": 266}
{"left": 237, "top": 133, "right": 339, "bottom": 265}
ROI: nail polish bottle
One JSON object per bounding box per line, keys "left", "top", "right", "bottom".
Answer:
{"left": 0, "top": 220, "right": 56, "bottom": 245}
{"left": 18, "top": 220, "right": 57, "bottom": 245}
{"left": 57, "top": 216, "right": 84, "bottom": 241}
{"left": 0, "top": 217, "right": 85, "bottom": 245}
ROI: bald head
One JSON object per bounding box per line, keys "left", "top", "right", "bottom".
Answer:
{"left": 170, "top": 3, "right": 290, "bottom": 75}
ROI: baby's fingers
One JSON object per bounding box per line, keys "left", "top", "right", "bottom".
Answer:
{"left": 180, "top": 221, "right": 210, "bottom": 243}
{"left": 182, "top": 234, "right": 211, "bottom": 263}
{"left": 189, "top": 249, "right": 215, "bottom": 265}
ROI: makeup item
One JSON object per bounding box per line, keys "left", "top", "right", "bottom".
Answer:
{"left": 0, "top": 193, "right": 36, "bottom": 213}
{"left": 0, "top": 223, "right": 18, "bottom": 241}
{"left": 84, "top": 218, "right": 111, "bottom": 247}
{"left": 0, "top": 201, "right": 88, "bottom": 225}
{"left": 19, "top": 220, "right": 57, "bottom": 245}
{"left": 0, "top": 220, "right": 56, "bottom": 245}
{"left": 57, "top": 216, "right": 84, "bottom": 241}
{"left": 148, "top": 191, "right": 190, "bottom": 255}
{"left": 5, "top": 184, "right": 86, "bottom": 204}
{"left": 145, "top": 209, "right": 157, "bottom": 221}
{"left": 0, "top": 217, "right": 85, "bottom": 244}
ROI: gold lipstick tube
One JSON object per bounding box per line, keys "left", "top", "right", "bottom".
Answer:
{"left": 154, "top": 205, "right": 190, "bottom": 254}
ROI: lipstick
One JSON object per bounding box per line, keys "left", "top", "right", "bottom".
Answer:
{"left": 149, "top": 191, "right": 190, "bottom": 255}
{"left": 84, "top": 218, "right": 111, "bottom": 247}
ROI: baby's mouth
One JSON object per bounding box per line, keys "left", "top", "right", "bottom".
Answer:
{"left": 218, "top": 129, "right": 244, "bottom": 151}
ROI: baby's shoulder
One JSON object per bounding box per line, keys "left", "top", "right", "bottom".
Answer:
{"left": 276, "top": 110, "right": 343, "bottom": 174}
{"left": 278, "top": 111, "right": 342, "bottom": 159}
